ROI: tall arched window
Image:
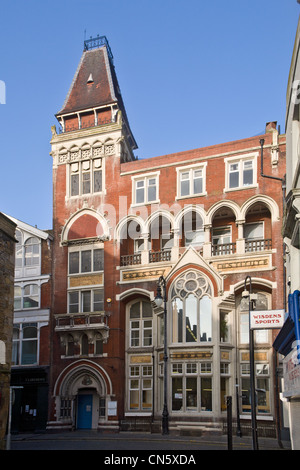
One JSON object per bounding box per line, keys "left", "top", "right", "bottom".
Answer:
{"left": 24, "top": 237, "right": 40, "bottom": 266}
{"left": 81, "top": 334, "right": 89, "bottom": 355}
{"left": 171, "top": 271, "right": 212, "bottom": 343}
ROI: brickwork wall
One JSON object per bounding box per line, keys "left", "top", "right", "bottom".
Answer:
{"left": 0, "top": 214, "right": 16, "bottom": 449}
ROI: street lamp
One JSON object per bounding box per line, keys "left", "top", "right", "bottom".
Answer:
{"left": 243, "top": 276, "right": 259, "bottom": 450}
{"left": 154, "top": 275, "right": 169, "bottom": 435}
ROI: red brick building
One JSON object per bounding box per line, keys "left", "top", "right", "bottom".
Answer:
{"left": 49, "top": 36, "right": 286, "bottom": 435}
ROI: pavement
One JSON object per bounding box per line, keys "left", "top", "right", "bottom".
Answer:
{"left": 7, "top": 429, "right": 292, "bottom": 453}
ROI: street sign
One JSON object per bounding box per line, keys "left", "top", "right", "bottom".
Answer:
{"left": 250, "top": 309, "right": 285, "bottom": 330}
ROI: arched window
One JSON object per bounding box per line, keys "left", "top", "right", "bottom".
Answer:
{"left": 171, "top": 271, "right": 212, "bottom": 343}
{"left": 81, "top": 334, "right": 89, "bottom": 355}
{"left": 24, "top": 237, "right": 40, "bottom": 266}
{"left": 67, "top": 334, "right": 74, "bottom": 356}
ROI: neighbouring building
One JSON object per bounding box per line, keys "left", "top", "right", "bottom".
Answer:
{"left": 274, "top": 15, "right": 300, "bottom": 450}
{"left": 6, "top": 215, "right": 53, "bottom": 433}
{"left": 48, "top": 36, "right": 286, "bottom": 435}
{"left": 0, "top": 212, "right": 16, "bottom": 449}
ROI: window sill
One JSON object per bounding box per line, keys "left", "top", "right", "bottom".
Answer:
{"left": 224, "top": 184, "right": 258, "bottom": 193}
{"left": 130, "top": 200, "right": 160, "bottom": 208}
{"left": 175, "top": 192, "right": 207, "bottom": 201}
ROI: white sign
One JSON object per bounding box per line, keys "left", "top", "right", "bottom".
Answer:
{"left": 107, "top": 401, "right": 117, "bottom": 416}
{"left": 283, "top": 346, "right": 300, "bottom": 398}
{"left": 250, "top": 309, "right": 285, "bottom": 329}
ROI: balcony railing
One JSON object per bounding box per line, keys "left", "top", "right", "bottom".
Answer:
{"left": 245, "top": 238, "right": 272, "bottom": 252}
{"left": 212, "top": 243, "right": 236, "bottom": 256}
{"left": 149, "top": 250, "right": 171, "bottom": 263}
{"left": 121, "top": 253, "right": 141, "bottom": 266}
{"left": 55, "top": 311, "right": 108, "bottom": 332}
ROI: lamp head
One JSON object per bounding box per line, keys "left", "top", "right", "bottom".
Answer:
{"left": 154, "top": 284, "right": 163, "bottom": 308}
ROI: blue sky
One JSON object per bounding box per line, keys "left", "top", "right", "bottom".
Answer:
{"left": 0, "top": 0, "right": 299, "bottom": 230}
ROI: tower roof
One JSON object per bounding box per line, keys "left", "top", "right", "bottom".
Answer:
{"left": 56, "top": 36, "right": 137, "bottom": 149}
{"left": 57, "top": 37, "right": 121, "bottom": 115}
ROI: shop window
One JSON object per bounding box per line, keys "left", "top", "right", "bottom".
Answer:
{"left": 12, "top": 323, "right": 38, "bottom": 365}
{"left": 129, "top": 364, "right": 153, "bottom": 411}
{"left": 171, "top": 361, "right": 212, "bottom": 412}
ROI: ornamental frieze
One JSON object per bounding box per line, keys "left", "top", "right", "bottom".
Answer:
{"left": 57, "top": 143, "right": 115, "bottom": 165}
{"left": 122, "top": 268, "right": 170, "bottom": 281}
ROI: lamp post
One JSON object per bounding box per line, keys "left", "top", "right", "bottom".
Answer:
{"left": 154, "top": 275, "right": 169, "bottom": 435}
{"left": 243, "top": 275, "right": 259, "bottom": 450}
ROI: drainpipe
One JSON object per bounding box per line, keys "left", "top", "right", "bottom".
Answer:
{"left": 259, "top": 138, "right": 285, "bottom": 183}
{"left": 259, "top": 138, "right": 285, "bottom": 449}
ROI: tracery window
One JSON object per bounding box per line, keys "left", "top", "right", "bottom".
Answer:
{"left": 171, "top": 271, "right": 212, "bottom": 343}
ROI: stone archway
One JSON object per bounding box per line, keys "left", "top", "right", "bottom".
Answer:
{"left": 54, "top": 360, "right": 112, "bottom": 430}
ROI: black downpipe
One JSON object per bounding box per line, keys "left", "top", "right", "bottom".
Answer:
{"left": 260, "top": 138, "right": 284, "bottom": 183}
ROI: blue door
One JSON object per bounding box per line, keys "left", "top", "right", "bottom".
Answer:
{"left": 77, "top": 394, "right": 93, "bottom": 429}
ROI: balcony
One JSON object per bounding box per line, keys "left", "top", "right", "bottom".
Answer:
{"left": 121, "top": 253, "right": 141, "bottom": 266}
{"left": 55, "top": 311, "right": 109, "bottom": 337}
{"left": 211, "top": 243, "right": 236, "bottom": 256}
{"left": 120, "top": 249, "right": 172, "bottom": 267}
{"left": 149, "top": 250, "right": 171, "bottom": 263}
{"left": 245, "top": 238, "right": 272, "bottom": 252}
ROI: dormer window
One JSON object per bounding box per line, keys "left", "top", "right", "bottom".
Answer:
{"left": 87, "top": 73, "right": 94, "bottom": 83}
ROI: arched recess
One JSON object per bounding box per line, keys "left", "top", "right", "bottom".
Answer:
{"left": 61, "top": 208, "right": 109, "bottom": 244}
{"left": 116, "top": 287, "right": 155, "bottom": 302}
{"left": 54, "top": 360, "right": 113, "bottom": 397}
{"left": 242, "top": 199, "right": 273, "bottom": 251}
{"left": 146, "top": 210, "right": 174, "bottom": 252}
{"left": 175, "top": 205, "right": 206, "bottom": 249}
{"left": 241, "top": 195, "right": 280, "bottom": 222}
{"left": 206, "top": 200, "right": 241, "bottom": 225}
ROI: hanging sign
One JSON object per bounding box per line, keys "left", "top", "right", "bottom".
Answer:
{"left": 250, "top": 309, "right": 285, "bottom": 329}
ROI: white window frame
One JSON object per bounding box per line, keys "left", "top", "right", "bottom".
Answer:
{"left": 244, "top": 221, "right": 264, "bottom": 240}
{"left": 131, "top": 172, "right": 160, "bottom": 206}
{"left": 68, "top": 288, "right": 104, "bottom": 314}
{"left": 128, "top": 364, "right": 153, "bottom": 411}
{"left": 68, "top": 244, "right": 104, "bottom": 275}
{"left": 12, "top": 322, "right": 39, "bottom": 366}
{"left": 176, "top": 162, "right": 207, "bottom": 199}
{"left": 67, "top": 158, "right": 104, "bottom": 198}
{"left": 224, "top": 153, "right": 258, "bottom": 192}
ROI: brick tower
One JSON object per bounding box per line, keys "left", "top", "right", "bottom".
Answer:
{"left": 49, "top": 36, "right": 137, "bottom": 431}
